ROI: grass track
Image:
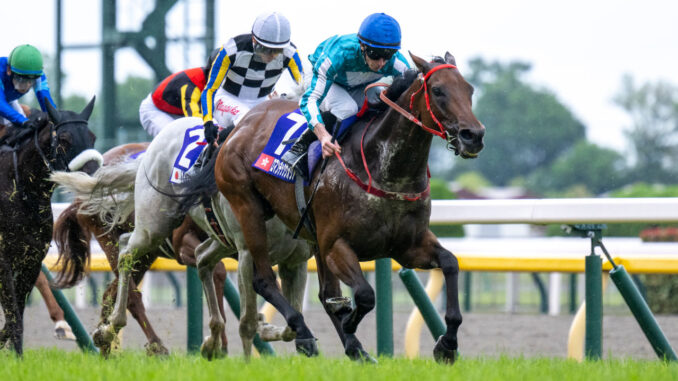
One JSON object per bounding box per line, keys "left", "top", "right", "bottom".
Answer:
{"left": 1, "top": 349, "right": 677, "bottom": 381}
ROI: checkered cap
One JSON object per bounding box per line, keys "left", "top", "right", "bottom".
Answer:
{"left": 252, "top": 12, "right": 291, "bottom": 48}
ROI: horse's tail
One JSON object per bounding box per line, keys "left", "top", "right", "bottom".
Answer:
{"left": 49, "top": 159, "right": 140, "bottom": 230}
{"left": 52, "top": 201, "right": 92, "bottom": 288}
{"left": 176, "top": 152, "right": 218, "bottom": 217}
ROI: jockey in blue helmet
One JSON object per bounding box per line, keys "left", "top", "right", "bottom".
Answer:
{"left": 281, "top": 13, "right": 410, "bottom": 179}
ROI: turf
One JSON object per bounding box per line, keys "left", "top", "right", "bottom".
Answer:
{"left": 1, "top": 349, "right": 677, "bottom": 381}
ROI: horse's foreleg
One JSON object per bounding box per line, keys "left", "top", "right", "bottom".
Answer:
{"left": 195, "top": 238, "right": 226, "bottom": 360}
{"left": 237, "top": 249, "right": 257, "bottom": 358}
{"left": 404, "top": 231, "right": 461, "bottom": 364}
{"left": 433, "top": 247, "right": 462, "bottom": 364}
{"left": 0, "top": 255, "right": 21, "bottom": 354}
{"left": 272, "top": 260, "right": 307, "bottom": 342}
{"left": 229, "top": 197, "right": 317, "bottom": 357}
{"left": 213, "top": 261, "right": 229, "bottom": 353}
{"left": 325, "top": 239, "right": 376, "bottom": 362}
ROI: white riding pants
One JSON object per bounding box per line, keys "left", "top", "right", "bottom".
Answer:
{"left": 139, "top": 93, "right": 181, "bottom": 137}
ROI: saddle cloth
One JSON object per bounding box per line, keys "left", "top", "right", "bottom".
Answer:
{"left": 170, "top": 123, "right": 207, "bottom": 184}
{"left": 253, "top": 110, "right": 357, "bottom": 183}
{"left": 252, "top": 109, "right": 310, "bottom": 183}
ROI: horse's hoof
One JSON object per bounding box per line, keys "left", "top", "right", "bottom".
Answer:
{"left": 201, "top": 336, "right": 225, "bottom": 360}
{"left": 295, "top": 337, "right": 319, "bottom": 357}
{"left": 93, "top": 325, "right": 116, "bottom": 348}
{"left": 281, "top": 326, "right": 296, "bottom": 342}
{"left": 346, "top": 347, "right": 378, "bottom": 364}
{"left": 144, "top": 342, "right": 169, "bottom": 356}
{"left": 326, "top": 296, "right": 352, "bottom": 314}
{"left": 54, "top": 320, "right": 76, "bottom": 341}
{"left": 433, "top": 336, "right": 458, "bottom": 365}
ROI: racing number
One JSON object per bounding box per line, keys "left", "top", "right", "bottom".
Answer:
{"left": 274, "top": 112, "right": 308, "bottom": 155}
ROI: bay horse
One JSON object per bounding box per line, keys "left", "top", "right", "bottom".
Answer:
{"left": 51, "top": 142, "right": 229, "bottom": 356}
{"left": 215, "top": 53, "right": 485, "bottom": 363}
{"left": 50, "top": 117, "right": 311, "bottom": 359}
{"left": 0, "top": 98, "right": 102, "bottom": 355}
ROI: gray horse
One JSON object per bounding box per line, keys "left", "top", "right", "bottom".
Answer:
{"left": 50, "top": 116, "right": 311, "bottom": 359}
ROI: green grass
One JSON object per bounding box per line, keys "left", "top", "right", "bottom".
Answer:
{"left": 1, "top": 349, "right": 677, "bottom": 381}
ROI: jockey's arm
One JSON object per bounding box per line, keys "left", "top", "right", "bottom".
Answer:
{"left": 34, "top": 74, "right": 56, "bottom": 112}
{"left": 286, "top": 49, "right": 304, "bottom": 86}
{"left": 200, "top": 46, "right": 231, "bottom": 124}
{"left": 0, "top": 93, "right": 27, "bottom": 126}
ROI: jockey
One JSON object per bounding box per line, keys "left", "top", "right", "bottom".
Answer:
{"left": 281, "top": 13, "right": 410, "bottom": 178}
{"left": 0, "top": 44, "right": 56, "bottom": 129}
{"left": 199, "top": 11, "right": 303, "bottom": 150}
{"left": 138, "top": 49, "right": 219, "bottom": 137}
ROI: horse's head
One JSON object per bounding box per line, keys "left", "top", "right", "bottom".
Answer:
{"left": 408, "top": 52, "right": 485, "bottom": 159}
{"left": 44, "top": 97, "right": 102, "bottom": 175}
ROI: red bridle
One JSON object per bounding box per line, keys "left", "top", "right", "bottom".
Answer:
{"left": 334, "top": 63, "right": 457, "bottom": 202}
{"left": 380, "top": 63, "right": 457, "bottom": 141}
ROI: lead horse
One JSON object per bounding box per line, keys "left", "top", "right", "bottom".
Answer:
{"left": 0, "top": 98, "right": 102, "bottom": 355}
{"left": 216, "top": 53, "right": 485, "bottom": 363}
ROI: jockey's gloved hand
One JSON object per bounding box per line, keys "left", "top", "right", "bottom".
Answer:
{"left": 204, "top": 120, "right": 218, "bottom": 145}
{"left": 21, "top": 119, "right": 38, "bottom": 130}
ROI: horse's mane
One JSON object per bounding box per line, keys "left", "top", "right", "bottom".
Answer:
{"left": 385, "top": 68, "right": 420, "bottom": 102}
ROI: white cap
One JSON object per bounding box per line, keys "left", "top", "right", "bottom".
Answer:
{"left": 251, "top": 12, "right": 291, "bottom": 48}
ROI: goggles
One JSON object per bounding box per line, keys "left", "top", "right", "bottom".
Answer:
{"left": 12, "top": 73, "right": 39, "bottom": 85}
{"left": 253, "top": 42, "right": 283, "bottom": 57}
{"left": 364, "top": 47, "right": 397, "bottom": 61}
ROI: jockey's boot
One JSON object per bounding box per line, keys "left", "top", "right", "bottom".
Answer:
{"left": 281, "top": 128, "right": 317, "bottom": 181}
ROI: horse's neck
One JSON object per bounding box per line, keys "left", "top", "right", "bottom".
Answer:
{"left": 349, "top": 103, "right": 433, "bottom": 190}
{"left": 17, "top": 137, "right": 54, "bottom": 193}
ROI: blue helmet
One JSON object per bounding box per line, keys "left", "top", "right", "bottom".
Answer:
{"left": 357, "top": 13, "right": 401, "bottom": 49}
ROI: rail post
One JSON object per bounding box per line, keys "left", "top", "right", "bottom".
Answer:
{"left": 40, "top": 264, "right": 98, "bottom": 353}
{"left": 186, "top": 267, "right": 203, "bottom": 353}
{"left": 399, "top": 268, "right": 446, "bottom": 339}
{"left": 376, "top": 258, "right": 394, "bottom": 356}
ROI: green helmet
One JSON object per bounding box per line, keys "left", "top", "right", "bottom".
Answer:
{"left": 9, "top": 44, "right": 43, "bottom": 77}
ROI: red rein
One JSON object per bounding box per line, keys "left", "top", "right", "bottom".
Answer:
{"left": 334, "top": 63, "right": 457, "bottom": 202}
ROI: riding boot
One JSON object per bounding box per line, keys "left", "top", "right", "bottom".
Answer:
{"left": 281, "top": 128, "right": 317, "bottom": 180}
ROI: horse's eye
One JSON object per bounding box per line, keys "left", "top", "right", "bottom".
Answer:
{"left": 431, "top": 87, "right": 445, "bottom": 97}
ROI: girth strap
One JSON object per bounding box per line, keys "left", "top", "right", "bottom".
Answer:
{"left": 294, "top": 175, "right": 316, "bottom": 238}
{"left": 201, "top": 196, "right": 231, "bottom": 247}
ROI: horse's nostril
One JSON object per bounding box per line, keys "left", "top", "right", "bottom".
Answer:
{"left": 459, "top": 128, "right": 484, "bottom": 144}
{"left": 459, "top": 129, "right": 474, "bottom": 143}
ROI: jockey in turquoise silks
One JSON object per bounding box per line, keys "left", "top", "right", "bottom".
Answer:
{"left": 281, "top": 12, "right": 410, "bottom": 179}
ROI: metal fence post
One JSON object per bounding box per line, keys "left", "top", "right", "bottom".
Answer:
{"left": 376, "top": 258, "right": 393, "bottom": 357}
{"left": 186, "top": 267, "right": 203, "bottom": 353}
{"left": 40, "top": 264, "right": 98, "bottom": 353}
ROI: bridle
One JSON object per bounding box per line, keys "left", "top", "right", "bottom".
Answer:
{"left": 11, "top": 118, "right": 89, "bottom": 188}
{"left": 333, "top": 63, "right": 457, "bottom": 202}
{"left": 379, "top": 63, "right": 458, "bottom": 150}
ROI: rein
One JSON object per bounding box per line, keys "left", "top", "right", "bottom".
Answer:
{"left": 334, "top": 117, "right": 431, "bottom": 202}
{"left": 332, "top": 63, "right": 456, "bottom": 202}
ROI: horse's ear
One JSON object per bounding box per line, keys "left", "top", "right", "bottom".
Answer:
{"left": 409, "top": 51, "right": 431, "bottom": 75}
{"left": 80, "top": 96, "right": 96, "bottom": 121}
{"left": 46, "top": 99, "right": 60, "bottom": 124}
{"left": 444, "top": 52, "right": 456, "bottom": 66}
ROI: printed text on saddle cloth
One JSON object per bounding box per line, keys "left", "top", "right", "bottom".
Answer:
{"left": 252, "top": 110, "right": 308, "bottom": 183}
{"left": 170, "top": 124, "right": 207, "bottom": 184}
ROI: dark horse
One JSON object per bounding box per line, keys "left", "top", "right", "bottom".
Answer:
{"left": 52, "top": 142, "right": 229, "bottom": 356}
{"left": 0, "top": 98, "right": 101, "bottom": 355}
{"left": 215, "top": 53, "right": 484, "bottom": 363}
